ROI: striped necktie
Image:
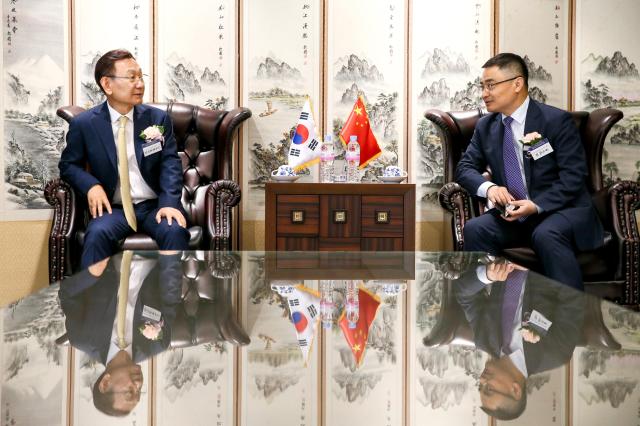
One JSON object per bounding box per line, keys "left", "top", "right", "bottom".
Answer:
{"left": 502, "top": 116, "right": 528, "bottom": 201}
{"left": 500, "top": 269, "right": 526, "bottom": 354}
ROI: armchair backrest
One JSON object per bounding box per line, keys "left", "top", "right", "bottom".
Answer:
{"left": 57, "top": 102, "right": 250, "bottom": 228}
{"left": 425, "top": 107, "right": 624, "bottom": 194}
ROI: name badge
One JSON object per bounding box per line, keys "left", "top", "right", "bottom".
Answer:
{"left": 529, "top": 309, "right": 552, "bottom": 331}
{"left": 529, "top": 142, "right": 553, "bottom": 160}
{"left": 142, "top": 140, "right": 162, "bottom": 157}
{"left": 142, "top": 305, "right": 162, "bottom": 322}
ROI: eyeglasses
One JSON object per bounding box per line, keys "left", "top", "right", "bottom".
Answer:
{"left": 477, "top": 76, "right": 522, "bottom": 92}
{"left": 106, "top": 74, "right": 148, "bottom": 84}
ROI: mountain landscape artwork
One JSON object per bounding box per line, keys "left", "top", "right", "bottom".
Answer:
{"left": 3, "top": 0, "right": 67, "bottom": 210}
{"left": 580, "top": 50, "right": 640, "bottom": 183}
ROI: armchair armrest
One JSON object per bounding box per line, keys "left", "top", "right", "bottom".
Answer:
{"left": 45, "top": 178, "right": 79, "bottom": 283}
{"left": 609, "top": 180, "right": 640, "bottom": 304}
{"left": 206, "top": 179, "right": 241, "bottom": 250}
{"left": 217, "top": 107, "right": 252, "bottom": 180}
{"left": 214, "top": 279, "right": 250, "bottom": 346}
{"left": 439, "top": 182, "right": 476, "bottom": 251}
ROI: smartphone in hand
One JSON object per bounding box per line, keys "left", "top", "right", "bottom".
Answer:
{"left": 493, "top": 203, "right": 519, "bottom": 218}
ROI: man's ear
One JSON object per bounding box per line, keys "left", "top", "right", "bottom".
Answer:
{"left": 511, "top": 381, "right": 523, "bottom": 400}
{"left": 98, "top": 373, "right": 111, "bottom": 393}
{"left": 100, "top": 77, "right": 112, "bottom": 96}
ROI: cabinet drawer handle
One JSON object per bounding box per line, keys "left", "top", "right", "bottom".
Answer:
{"left": 291, "top": 210, "right": 305, "bottom": 223}
{"left": 333, "top": 210, "right": 347, "bottom": 224}
{"left": 375, "top": 211, "right": 390, "bottom": 224}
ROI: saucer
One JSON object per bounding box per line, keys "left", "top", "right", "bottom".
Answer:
{"left": 271, "top": 174, "right": 300, "bottom": 182}
{"left": 378, "top": 175, "right": 406, "bottom": 183}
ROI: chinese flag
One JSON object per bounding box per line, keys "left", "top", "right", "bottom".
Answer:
{"left": 339, "top": 96, "right": 382, "bottom": 168}
{"left": 338, "top": 285, "right": 381, "bottom": 367}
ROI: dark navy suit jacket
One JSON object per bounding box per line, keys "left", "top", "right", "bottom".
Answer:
{"left": 58, "top": 252, "right": 182, "bottom": 364}
{"left": 455, "top": 269, "right": 585, "bottom": 375}
{"left": 455, "top": 99, "right": 604, "bottom": 251}
{"left": 59, "top": 102, "right": 183, "bottom": 210}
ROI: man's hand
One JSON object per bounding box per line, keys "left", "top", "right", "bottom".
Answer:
{"left": 156, "top": 207, "right": 187, "bottom": 228}
{"left": 486, "top": 261, "right": 516, "bottom": 281}
{"left": 87, "top": 185, "right": 112, "bottom": 218}
{"left": 503, "top": 199, "right": 537, "bottom": 222}
{"left": 88, "top": 257, "right": 109, "bottom": 277}
{"left": 486, "top": 260, "right": 528, "bottom": 282}
{"left": 487, "top": 185, "right": 514, "bottom": 207}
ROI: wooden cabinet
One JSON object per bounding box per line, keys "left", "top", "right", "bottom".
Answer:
{"left": 265, "top": 183, "right": 415, "bottom": 251}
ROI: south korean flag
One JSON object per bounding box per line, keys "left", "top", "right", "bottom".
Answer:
{"left": 272, "top": 283, "right": 321, "bottom": 366}
{"left": 288, "top": 97, "right": 321, "bottom": 171}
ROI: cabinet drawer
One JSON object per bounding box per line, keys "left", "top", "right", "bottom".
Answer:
{"left": 277, "top": 195, "right": 320, "bottom": 236}
{"left": 320, "top": 195, "right": 361, "bottom": 238}
{"left": 361, "top": 195, "right": 404, "bottom": 238}
{"left": 276, "top": 237, "right": 319, "bottom": 251}
{"left": 361, "top": 238, "right": 404, "bottom": 251}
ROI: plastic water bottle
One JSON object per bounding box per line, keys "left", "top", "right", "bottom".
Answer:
{"left": 320, "top": 280, "right": 334, "bottom": 329}
{"left": 345, "top": 280, "right": 360, "bottom": 329}
{"left": 345, "top": 135, "right": 360, "bottom": 183}
{"left": 320, "top": 135, "right": 335, "bottom": 183}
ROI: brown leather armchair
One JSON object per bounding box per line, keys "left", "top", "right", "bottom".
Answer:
{"left": 45, "top": 102, "right": 251, "bottom": 283}
{"left": 425, "top": 107, "right": 640, "bottom": 306}
{"left": 172, "top": 251, "right": 249, "bottom": 347}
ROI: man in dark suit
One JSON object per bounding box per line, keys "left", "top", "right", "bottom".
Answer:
{"left": 454, "top": 258, "right": 585, "bottom": 420}
{"left": 59, "top": 49, "right": 189, "bottom": 269}
{"left": 59, "top": 251, "right": 182, "bottom": 416}
{"left": 456, "top": 53, "right": 604, "bottom": 289}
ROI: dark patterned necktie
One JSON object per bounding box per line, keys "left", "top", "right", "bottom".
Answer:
{"left": 501, "top": 269, "right": 526, "bottom": 354}
{"left": 502, "top": 116, "right": 528, "bottom": 201}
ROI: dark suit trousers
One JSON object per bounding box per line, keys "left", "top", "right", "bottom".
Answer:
{"left": 463, "top": 210, "right": 583, "bottom": 290}
{"left": 80, "top": 199, "right": 190, "bottom": 269}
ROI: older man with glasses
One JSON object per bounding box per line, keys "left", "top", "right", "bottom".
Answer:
{"left": 455, "top": 53, "right": 604, "bottom": 289}
{"left": 59, "top": 49, "right": 190, "bottom": 269}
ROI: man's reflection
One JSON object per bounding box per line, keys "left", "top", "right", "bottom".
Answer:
{"left": 58, "top": 251, "right": 182, "bottom": 417}
{"left": 454, "top": 257, "right": 585, "bottom": 420}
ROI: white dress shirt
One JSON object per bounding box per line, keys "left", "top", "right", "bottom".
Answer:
{"left": 477, "top": 97, "right": 543, "bottom": 214}
{"left": 106, "top": 256, "right": 156, "bottom": 363}
{"left": 107, "top": 102, "right": 157, "bottom": 204}
{"left": 477, "top": 267, "right": 529, "bottom": 377}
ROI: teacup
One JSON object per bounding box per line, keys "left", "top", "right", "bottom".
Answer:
{"left": 381, "top": 282, "right": 408, "bottom": 295}
{"left": 383, "top": 166, "right": 408, "bottom": 177}
{"left": 272, "top": 165, "right": 296, "bottom": 177}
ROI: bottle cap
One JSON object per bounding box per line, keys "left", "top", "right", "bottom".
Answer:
{"left": 349, "top": 135, "right": 357, "bottom": 142}
{"left": 325, "top": 134, "right": 332, "bottom": 142}
{"left": 348, "top": 321, "right": 357, "bottom": 329}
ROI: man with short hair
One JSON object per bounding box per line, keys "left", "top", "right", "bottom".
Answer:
{"left": 454, "top": 258, "right": 584, "bottom": 420}
{"left": 59, "top": 49, "right": 189, "bottom": 268}
{"left": 59, "top": 251, "right": 182, "bottom": 417}
{"left": 456, "top": 52, "right": 604, "bottom": 289}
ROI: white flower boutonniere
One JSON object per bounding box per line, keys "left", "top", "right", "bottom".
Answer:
{"left": 140, "top": 125, "right": 165, "bottom": 142}
{"left": 520, "top": 325, "right": 541, "bottom": 343}
{"left": 519, "top": 131, "right": 543, "bottom": 147}
{"left": 139, "top": 319, "right": 164, "bottom": 341}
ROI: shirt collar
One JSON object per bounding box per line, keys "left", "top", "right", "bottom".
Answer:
{"left": 502, "top": 96, "right": 530, "bottom": 126}
{"left": 509, "top": 348, "right": 528, "bottom": 377}
{"left": 107, "top": 102, "right": 134, "bottom": 125}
